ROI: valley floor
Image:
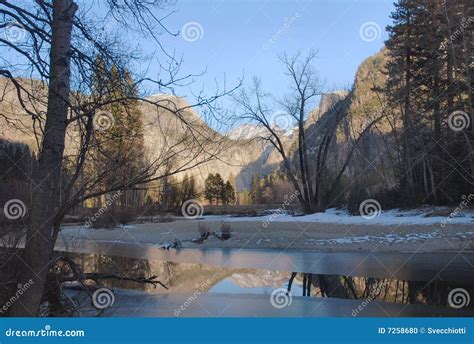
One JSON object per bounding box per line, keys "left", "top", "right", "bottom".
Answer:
{"left": 60, "top": 208, "right": 474, "bottom": 252}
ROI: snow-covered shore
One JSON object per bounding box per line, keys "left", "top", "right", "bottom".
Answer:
{"left": 59, "top": 207, "right": 474, "bottom": 253}
{"left": 201, "top": 207, "right": 474, "bottom": 226}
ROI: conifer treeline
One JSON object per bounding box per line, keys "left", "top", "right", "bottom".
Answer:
{"left": 383, "top": 0, "right": 472, "bottom": 204}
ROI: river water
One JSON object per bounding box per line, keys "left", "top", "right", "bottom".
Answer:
{"left": 50, "top": 240, "right": 474, "bottom": 317}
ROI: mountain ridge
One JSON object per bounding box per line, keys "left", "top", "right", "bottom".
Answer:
{"left": 0, "top": 49, "right": 388, "bottom": 192}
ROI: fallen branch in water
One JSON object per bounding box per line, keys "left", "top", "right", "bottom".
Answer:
{"left": 51, "top": 256, "right": 168, "bottom": 289}
{"left": 53, "top": 273, "right": 168, "bottom": 289}
{"left": 161, "top": 226, "right": 232, "bottom": 250}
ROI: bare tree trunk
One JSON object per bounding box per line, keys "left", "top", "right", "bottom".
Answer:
{"left": 298, "top": 100, "right": 314, "bottom": 213}
{"left": 10, "top": 0, "right": 77, "bottom": 317}
{"left": 402, "top": 11, "right": 415, "bottom": 194}
{"left": 287, "top": 272, "right": 297, "bottom": 295}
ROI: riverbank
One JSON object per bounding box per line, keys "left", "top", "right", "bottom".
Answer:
{"left": 60, "top": 208, "right": 474, "bottom": 252}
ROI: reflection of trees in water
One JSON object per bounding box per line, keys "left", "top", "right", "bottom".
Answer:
{"left": 75, "top": 253, "right": 154, "bottom": 292}
{"left": 73, "top": 253, "right": 254, "bottom": 293}
{"left": 286, "top": 273, "right": 474, "bottom": 308}
{"left": 70, "top": 253, "right": 473, "bottom": 309}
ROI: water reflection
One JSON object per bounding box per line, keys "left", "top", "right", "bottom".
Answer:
{"left": 62, "top": 252, "right": 474, "bottom": 310}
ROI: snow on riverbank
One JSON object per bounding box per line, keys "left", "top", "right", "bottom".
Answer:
{"left": 202, "top": 207, "right": 474, "bottom": 226}
{"left": 305, "top": 230, "right": 474, "bottom": 246}
{"left": 56, "top": 206, "right": 473, "bottom": 253}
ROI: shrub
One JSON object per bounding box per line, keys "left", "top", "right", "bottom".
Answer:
{"left": 198, "top": 222, "right": 210, "bottom": 237}
{"left": 90, "top": 207, "right": 136, "bottom": 229}
{"left": 347, "top": 185, "right": 370, "bottom": 215}
{"left": 220, "top": 223, "right": 231, "bottom": 240}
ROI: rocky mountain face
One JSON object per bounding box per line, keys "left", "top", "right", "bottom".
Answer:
{"left": 0, "top": 49, "right": 390, "bottom": 192}
{"left": 302, "top": 48, "right": 396, "bottom": 194}
{"left": 0, "top": 78, "right": 279, "bottom": 191}
{"left": 139, "top": 95, "right": 284, "bottom": 191}
{"left": 0, "top": 78, "right": 47, "bottom": 148}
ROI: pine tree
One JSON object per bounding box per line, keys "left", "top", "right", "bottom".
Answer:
{"left": 214, "top": 173, "right": 225, "bottom": 204}
{"left": 107, "top": 65, "right": 144, "bottom": 174}
{"left": 385, "top": 0, "right": 472, "bottom": 203}
{"left": 221, "top": 181, "right": 236, "bottom": 205}
{"left": 204, "top": 173, "right": 216, "bottom": 204}
{"left": 89, "top": 60, "right": 146, "bottom": 209}
{"left": 385, "top": 0, "right": 421, "bottom": 195}
{"left": 250, "top": 173, "right": 263, "bottom": 204}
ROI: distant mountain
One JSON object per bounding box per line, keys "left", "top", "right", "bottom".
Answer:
{"left": 139, "top": 94, "right": 279, "bottom": 191}
{"left": 0, "top": 49, "right": 391, "bottom": 193}
{"left": 0, "top": 78, "right": 280, "bottom": 191}
{"left": 226, "top": 123, "right": 294, "bottom": 141}
{"left": 227, "top": 123, "right": 266, "bottom": 141}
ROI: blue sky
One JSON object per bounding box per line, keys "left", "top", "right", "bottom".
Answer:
{"left": 2, "top": 0, "right": 395, "bottom": 113}
{"left": 135, "top": 0, "right": 394, "bottom": 106}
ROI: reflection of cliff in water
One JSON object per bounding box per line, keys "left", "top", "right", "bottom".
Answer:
{"left": 72, "top": 252, "right": 291, "bottom": 293}
{"left": 69, "top": 252, "right": 474, "bottom": 309}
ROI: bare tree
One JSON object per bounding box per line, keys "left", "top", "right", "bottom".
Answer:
{"left": 234, "top": 51, "right": 388, "bottom": 213}
{"left": 0, "top": 0, "right": 237, "bottom": 316}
